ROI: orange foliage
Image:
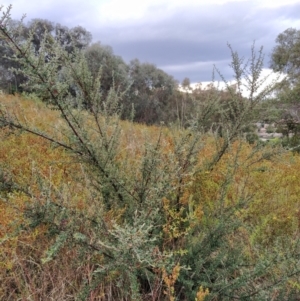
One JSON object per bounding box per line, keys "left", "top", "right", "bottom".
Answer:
{"left": 2, "top": 94, "right": 300, "bottom": 298}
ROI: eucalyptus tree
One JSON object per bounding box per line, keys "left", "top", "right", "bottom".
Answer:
{"left": 127, "top": 59, "right": 178, "bottom": 124}
{"left": 0, "top": 17, "right": 92, "bottom": 93}
{"left": 270, "top": 28, "right": 300, "bottom": 150}
{"left": 84, "top": 42, "right": 129, "bottom": 103}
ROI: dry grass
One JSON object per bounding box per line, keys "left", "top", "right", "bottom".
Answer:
{"left": 1, "top": 94, "right": 300, "bottom": 300}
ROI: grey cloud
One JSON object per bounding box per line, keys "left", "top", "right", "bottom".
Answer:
{"left": 161, "top": 59, "right": 232, "bottom": 83}
{"left": 7, "top": 1, "right": 300, "bottom": 82}
{"left": 9, "top": 0, "right": 95, "bottom": 28}
{"left": 90, "top": 1, "right": 300, "bottom": 82}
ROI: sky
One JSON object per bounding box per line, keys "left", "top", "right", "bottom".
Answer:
{"left": 2, "top": 0, "right": 300, "bottom": 84}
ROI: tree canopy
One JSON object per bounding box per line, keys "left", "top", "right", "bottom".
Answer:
{"left": 270, "top": 28, "right": 300, "bottom": 85}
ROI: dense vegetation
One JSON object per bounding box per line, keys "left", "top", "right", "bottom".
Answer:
{"left": 1, "top": 5, "right": 300, "bottom": 300}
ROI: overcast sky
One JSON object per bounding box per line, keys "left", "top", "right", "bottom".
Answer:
{"left": 2, "top": 0, "right": 300, "bottom": 83}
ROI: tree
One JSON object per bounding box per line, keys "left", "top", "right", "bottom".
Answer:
{"left": 270, "top": 28, "right": 300, "bottom": 150}
{"left": 270, "top": 28, "right": 300, "bottom": 84}
{"left": 126, "top": 59, "right": 178, "bottom": 124}
{"left": 55, "top": 23, "right": 92, "bottom": 53}
{"left": 181, "top": 77, "right": 191, "bottom": 91}
{"left": 0, "top": 19, "right": 28, "bottom": 92}
{"left": 25, "top": 19, "right": 55, "bottom": 54}
{"left": 0, "top": 17, "right": 92, "bottom": 93}
{"left": 24, "top": 19, "right": 92, "bottom": 54}
{"left": 84, "top": 42, "right": 129, "bottom": 102}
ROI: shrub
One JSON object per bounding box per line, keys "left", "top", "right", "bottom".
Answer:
{"left": 1, "top": 5, "right": 300, "bottom": 300}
